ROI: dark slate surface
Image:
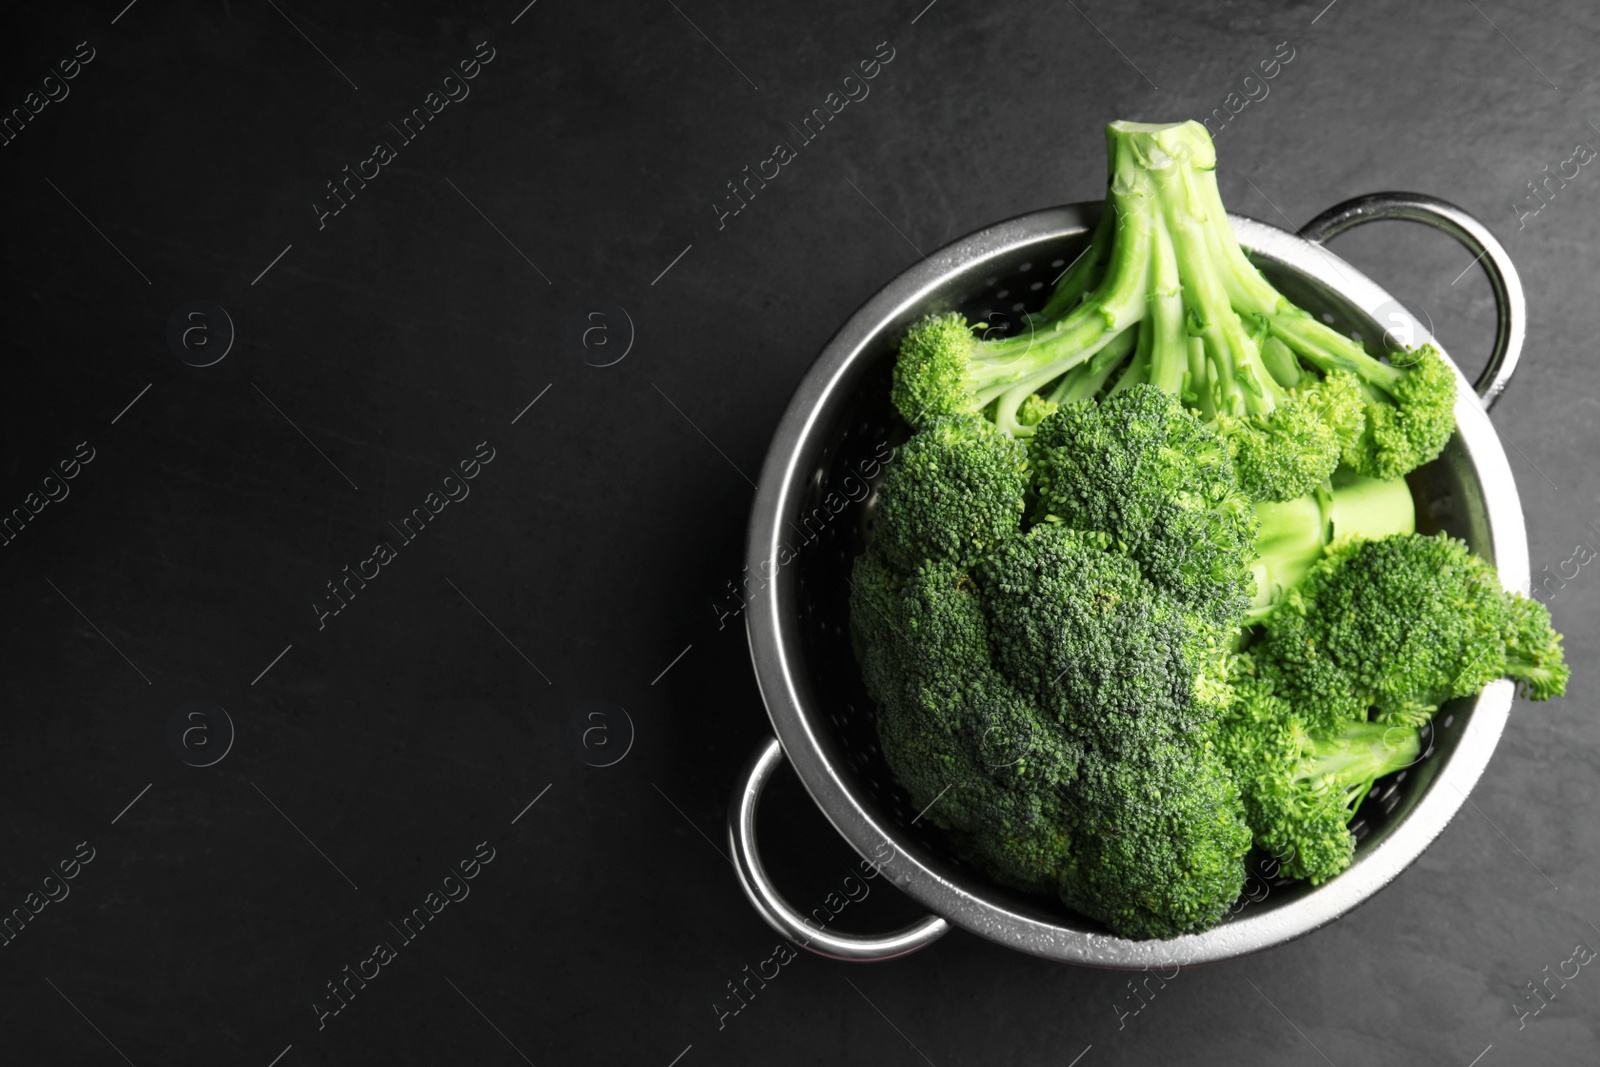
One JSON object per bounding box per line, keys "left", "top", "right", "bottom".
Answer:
{"left": 1, "top": 1, "right": 1596, "bottom": 1064}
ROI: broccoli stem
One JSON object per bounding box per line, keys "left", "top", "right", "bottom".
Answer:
{"left": 1185, "top": 336, "right": 1213, "bottom": 417}
{"left": 1248, "top": 492, "right": 1327, "bottom": 621}
{"left": 1154, "top": 153, "right": 1288, "bottom": 418}
{"left": 1144, "top": 216, "right": 1189, "bottom": 395}
{"left": 1259, "top": 334, "right": 1305, "bottom": 390}
{"left": 1109, "top": 322, "right": 1152, "bottom": 393}
{"left": 1297, "top": 720, "right": 1421, "bottom": 816}
{"left": 1326, "top": 469, "right": 1416, "bottom": 543}
{"left": 1046, "top": 326, "right": 1137, "bottom": 406}
{"left": 1265, "top": 315, "right": 1407, "bottom": 396}
{"left": 972, "top": 136, "right": 1165, "bottom": 422}
{"left": 1170, "top": 154, "right": 1413, "bottom": 399}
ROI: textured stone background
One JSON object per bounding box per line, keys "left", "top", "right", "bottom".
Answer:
{"left": 0, "top": 1, "right": 1595, "bottom": 1064}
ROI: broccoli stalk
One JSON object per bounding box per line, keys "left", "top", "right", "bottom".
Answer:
{"left": 1146, "top": 123, "right": 1458, "bottom": 481}
{"left": 1029, "top": 206, "right": 1113, "bottom": 323}
{"left": 894, "top": 123, "right": 1189, "bottom": 435}
{"left": 1044, "top": 326, "right": 1138, "bottom": 407}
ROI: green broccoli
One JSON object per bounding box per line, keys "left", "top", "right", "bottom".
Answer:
{"left": 982, "top": 524, "right": 1251, "bottom": 937}
{"left": 1258, "top": 533, "right": 1569, "bottom": 728}
{"left": 1246, "top": 469, "right": 1417, "bottom": 624}
{"left": 1029, "top": 386, "right": 1257, "bottom": 628}
{"left": 1146, "top": 122, "right": 1457, "bottom": 482}
{"left": 1221, "top": 658, "right": 1422, "bottom": 883}
{"left": 870, "top": 414, "right": 1028, "bottom": 574}
{"left": 1044, "top": 325, "right": 1139, "bottom": 408}
{"left": 981, "top": 523, "right": 1233, "bottom": 737}
{"left": 1059, "top": 735, "right": 1251, "bottom": 938}
{"left": 848, "top": 553, "right": 1085, "bottom": 895}
{"left": 850, "top": 116, "right": 1564, "bottom": 943}
{"left": 854, "top": 516, "right": 1251, "bottom": 938}
{"left": 905, "top": 120, "right": 1456, "bottom": 503}
{"left": 891, "top": 122, "right": 1180, "bottom": 436}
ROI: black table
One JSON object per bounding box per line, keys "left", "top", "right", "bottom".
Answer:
{"left": 2, "top": 1, "right": 1596, "bottom": 1063}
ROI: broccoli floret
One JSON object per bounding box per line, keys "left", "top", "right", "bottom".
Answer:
{"left": 870, "top": 414, "right": 1028, "bottom": 574}
{"left": 1502, "top": 593, "right": 1570, "bottom": 701}
{"left": 892, "top": 123, "right": 1194, "bottom": 435}
{"left": 1258, "top": 326, "right": 1457, "bottom": 481}
{"left": 1061, "top": 735, "right": 1251, "bottom": 938}
{"left": 1127, "top": 119, "right": 1457, "bottom": 485}
{"left": 853, "top": 522, "right": 1249, "bottom": 940}
{"left": 848, "top": 552, "right": 910, "bottom": 710}
{"left": 1221, "top": 659, "right": 1422, "bottom": 883}
{"left": 980, "top": 524, "right": 1227, "bottom": 738}
{"left": 1030, "top": 386, "right": 1257, "bottom": 628}
{"left": 850, "top": 557, "right": 1006, "bottom": 826}
{"left": 851, "top": 556, "right": 1084, "bottom": 894}
{"left": 1258, "top": 533, "right": 1569, "bottom": 728}
{"left": 1013, "top": 392, "right": 1058, "bottom": 433}
{"left": 978, "top": 523, "right": 1250, "bottom": 937}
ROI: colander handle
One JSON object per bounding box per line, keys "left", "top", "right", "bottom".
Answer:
{"left": 1297, "top": 192, "right": 1525, "bottom": 410}
{"left": 728, "top": 737, "right": 950, "bottom": 961}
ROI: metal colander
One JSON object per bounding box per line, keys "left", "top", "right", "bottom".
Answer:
{"left": 729, "top": 194, "right": 1528, "bottom": 968}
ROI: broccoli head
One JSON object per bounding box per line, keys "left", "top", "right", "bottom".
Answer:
{"left": 1258, "top": 532, "right": 1569, "bottom": 729}
{"left": 1263, "top": 327, "right": 1458, "bottom": 481}
{"left": 1029, "top": 385, "right": 1258, "bottom": 628}
{"left": 979, "top": 522, "right": 1231, "bottom": 742}
{"left": 1060, "top": 735, "right": 1252, "bottom": 939}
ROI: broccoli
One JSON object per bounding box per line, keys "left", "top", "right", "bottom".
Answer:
{"left": 849, "top": 551, "right": 1085, "bottom": 895}
{"left": 1030, "top": 386, "right": 1258, "bottom": 628}
{"left": 1220, "top": 658, "right": 1423, "bottom": 883}
{"left": 891, "top": 122, "right": 1178, "bottom": 436}
{"left": 1257, "top": 533, "right": 1569, "bottom": 729}
{"left": 1059, "top": 735, "right": 1252, "bottom": 938}
{"left": 855, "top": 513, "right": 1251, "bottom": 939}
{"left": 1044, "top": 325, "right": 1139, "bottom": 408}
{"left": 981, "top": 524, "right": 1252, "bottom": 937}
{"left": 896, "top": 120, "right": 1457, "bottom": 503}
{"left": 851, "top": 116, "right": 1565, "bottom": 942}
{"left": 870, "top": 414, "right": 1028, "bottom": 574}
{"left": 1246, "top": 469, "right": 1417, "bottom": 623}
{"left": 1131, "top": 119, "right": 1458, "bottom": 484}
{"left": 980, "top": 522, "right": 1234, "bottom": 740}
